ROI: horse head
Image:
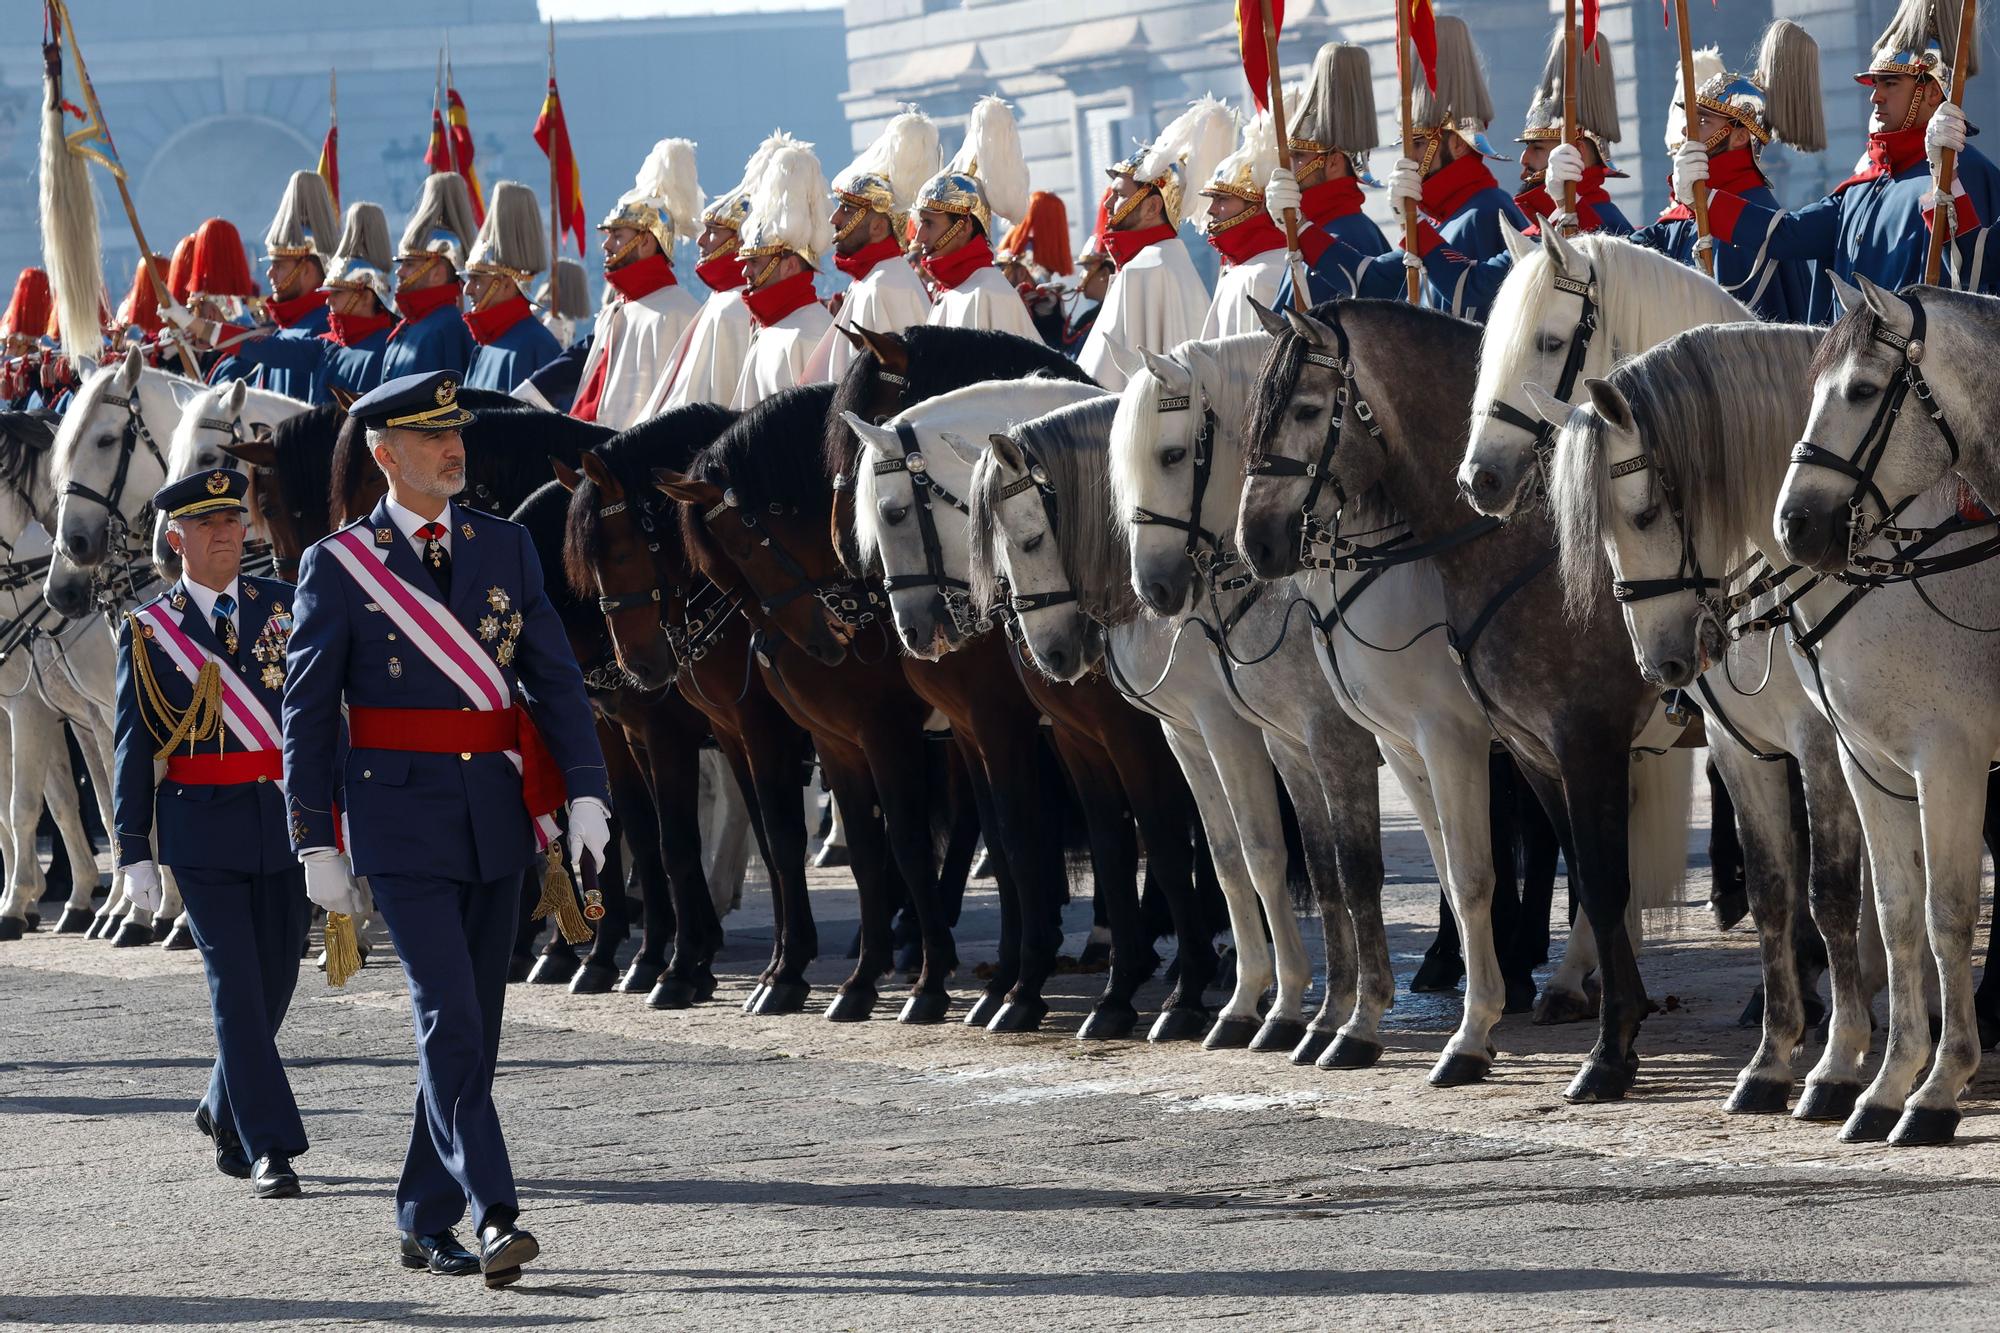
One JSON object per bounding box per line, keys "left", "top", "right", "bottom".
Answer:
{"left": 49, "top": 346, "right": 196, "bottom": 575}
{"left": 560, "top": 450, "right": 675, "bottom": 693}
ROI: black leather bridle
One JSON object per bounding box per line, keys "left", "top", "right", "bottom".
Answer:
{"left": 872, "top": 422, "right": 989, "bottom": 637}
{"left": 1478, "top": 267, "right": 1601, "bottom": 473}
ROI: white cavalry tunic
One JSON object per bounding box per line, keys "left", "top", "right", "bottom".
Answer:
{"left": 927, "top": 264, "right": 1039, "bottom": 340}
{"left": 574, "top": 281, "right": 700, "bottom": 431}
{"left": 646, "top": 288, "right": 755, "bottom": 413}
{"left": 805, "top": 257, "right": 933, "bottom": 382}
{"left": 1201, "top": 247, "right": 1291, "bottom": 341}
{"left": 1080, "top": 236, "right": 1210, "bottom": 389}
{"left": 730, "top": 300, "right": 834, "bottom": 410}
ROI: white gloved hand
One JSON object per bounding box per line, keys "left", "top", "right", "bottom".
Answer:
{"left": 1928, "top": 101, "right": 1969, "bottom": 173}
{"left": 1672, "top": 139, "right": 1710, "bottom": 205}
{"left": 567, "top": 796, "right": 611, "bottom": 876}
{"left": 1544, "top": 142, "right": 1586, "bottom": 195}
{"left": 159, "top": 301, "right": 196, "bottom": 331}
{"left": 1388, "top": 157, "right": 1423, "bottom": 212}
{"left": 302, "top": 848, "right": 366, "bottom": 917}
{"left": 1263, "top": 167, "right": 1303, "bottom": 221}
{"left": 124, "top": 860, "right": 163, "bottom": 915}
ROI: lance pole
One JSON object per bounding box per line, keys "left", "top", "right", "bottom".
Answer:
{"left": 1397, "top": 0, "right": 1422, "bottom": 302}
{"left": 1672, "top": 0, "right": 1714, "bottom": 274}
{"left": 1925, "top": 0, "right": 1980, "bottom": 283}
{"left": 1257, "top": 0, "right": 1306, "bottom": 310}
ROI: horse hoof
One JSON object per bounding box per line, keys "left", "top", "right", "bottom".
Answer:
{"left": 1889, "top": 1105, "right": 1961, "bottom": 1147}
{"left": 150, "top": 917, "right": 174, "bottom": 944}
{"left": 0, "top": 917, "right": 22, "bottom": 942}
{"left": 55, "top": 906, "right": 93, "bottom": 935}
{"left": 986, "top": 997, "right": 1048, "bottom": 1034}
{"left": 506, "top": 956, "right": 534, "bottom": 984}
{"left": 525, "top": 954, "right": 579, "bottom": 986}
{"left": 1077, "top": 1001, "right": 1138, "bottom": 1042}
{"left": 1203, "top": 1016, "right": 1260, "bottom": 1050}
{"left": 1794, "top": 1081, "right": 1862, "bottom": 1123}
{"left": 1409, "top": 952, "right": 1464, "bottom": 994}
{"left": 899, "top": 991, "right": 952, "bottom": 1025}
{"left": 1562, "top": 1057, "right": 1635, "bottom": 1104}
{"left": 567, "top": 961, "right": 615, "bottom": 995}
{"left": 1724, "top": 1077, "right": 1792, "bottom": 1115}
{"left": 88, "top": 910, "right": 118, "bottom": 940}
{"left": 160, "top": 922, "right": 196, "bottom": 952}
{"left": 824, "top": 988, "right": 877, "bottom": 1023}
{"left": 753, "top": 980, "right": 812, "bottom": 1016}
{"left": 741, "top": 983, "right": 770, "bottom": 1014}
{"left": 1148, "top": 1007, "right": 1209, "bottom": 1044}
{"left": 1709, "top": 883, "right": 1750, "bottom": 932}
{"left": 1320, "top": 1035, "right": 1385, "bottom": 1071}
{"left": 1428, "top": 1049, "right": 1491, "bottom": 1086}
{"left": 963, "top": 991, "right": 1005, "bottom": 1028}
{"left": 1249, "top": 1017, "right": 1307, "bottom": 1053}
{"left": 23, "top": 912, "right": 38, "bottom": 932}
{"left": 1839, "top": 1104, "right": 1901, "bottom": 1143}
{"left": 1289, "top": 1028, "right": 1336, "bottom": 1065}
{"left": 1503, "top": 977, "right": 1538, "bottom": 1015}
{"left": 111, "top": 921, "right": 152, "bottom": 949}
{"left": 617, "top": 961, "right": 664, "bottom": 994}
{"left": 1534, "top": 986, "right": 1599, "bottom": 1026}
{"left": 648, "top": 979, "right": 699, "bottom": 1010}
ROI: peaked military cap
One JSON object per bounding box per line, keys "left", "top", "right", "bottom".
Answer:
{"left": 348, "top": 370, "right": 476, "bottom": 433}
{"left": 154, "top": 468, "right": 249, "bottom": 520}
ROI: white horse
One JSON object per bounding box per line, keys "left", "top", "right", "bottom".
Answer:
{"left": 154, "top": 378, "right": 313, "bottom": 577}
{"left": 1768, "top": 279, "right": 2000, "bottom": 1144}
{"left": 1539, "top": 321, "right": 1888, "bottom": 1120}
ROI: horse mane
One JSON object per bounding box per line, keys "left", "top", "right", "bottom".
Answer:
{"left": 1110, "top": 332, "right": 1267, "bottom": 542}
{"left": 562, "top": 402, "right": 739, "bottom": 597}
{"left": 1551, "top": 321, "right": 1820, "bottom": 620}
{"left": 268, "top": 404, "right": 342, "bottom": 537}
{"left": 0, "top": 412, "right": 55, "bottom": 500}
{"left": 513, "top": 479, "right": 592, "bottom": 622}
{"left": 677, "top": 384, "right": 838, "bottom": 576}
{"left": 51, "top": 359, "right": 199, "bottom": 481}
{"left": 1478, "top": 235, "right": 1751, "bottom": 410}
{"left": 969, "top": 395, "right": 1139, "bottom": 627}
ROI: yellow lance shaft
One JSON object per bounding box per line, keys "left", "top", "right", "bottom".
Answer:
{"left": 1672, "top": 0, "right": 1714, "bottom": 274}
{"left": 1397, "top": 0, "right": 1422, "bottom": 303}
{"left": 1925, "top": 0, "right": 1980, "bottom": 284}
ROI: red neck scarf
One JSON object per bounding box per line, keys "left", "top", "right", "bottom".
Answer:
{"left": 607, "top": 251, "right": 676, "bottom": 302}
{"left": 694, "top": 250, "right": 747, "bottom": 292}
{"left": 464, "top": 294, "right": 534, "bottom": 345}
{"left": 1836, "top": 123, "right": 1928, "bottom": 192}
{"left": 265, "top": 287, "right": 326, "bottom": 329}
{"left": 1421, "top": 153, "right": 1502, "bottom": 224}
{"left": 742, "top": 270, "right": 820, "bottom": 328}
{"left": 1515, "top": 166, "right": 1618, "bottom": 235}
{"left": 1208, "top": 214, "right": 1287, "bottom": 267}
{"left": 835, "top": 236, "right": 905, "bottom": 282}
{"left": 1103, "top": 223, "right": 1179, "bottom": 270}
{"left": 390, "top": 281, "right": 463, "bottom": 341}
{"left": 1658, "top": 147, "right": 1768, "bottom": 221}
{"left": 1300, "top": 177, "right": 1366, "bottom": 225}
{"left": 922, "top": 236, "right": 995, "bottom": 291}
{"left": 324, "top": 308, "right": 394, "bottom": 347}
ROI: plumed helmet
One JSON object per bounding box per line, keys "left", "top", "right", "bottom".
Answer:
{"left": 997, "top": 191, "right": 1073, "bottom": 276}
{"left": 1863, "top": 0, "right": 1977, "bottom": 91}
{"left": 186, "top": 218, "right": 258, "bottom": 301}
{"left": 465, "top": 181, "right": 550, "bottom": 284}
{"left": 702, "top": 134, "right": 788, "bottom": 239}
{"left": 1520, "top": 29, "right": 1622, "bottom": 169}
{"left": 1, "top": 268, "right": 54, "bottom": 339}
{"left": 1204, "top": 102, "right": 1282, "bottom": 206}
{"left": 739, "top": 134, "right": 835, "bottom": 271}
{"left": 1288, "top": 44, "right": 1380, "bottom": 164}
{"left": 834, "top": 107, "right": 942, "bottom": 240}
{"left": 113, "top": 255, "right": 168, "bottom": 335}
{"left": 397, "top": 172, "right": 480, "bottom": 269}
{"left": 321, "top": 201, "right": 395, "bottom": 310}
{"left": 264, "top": 169, "right": 340, "bottom": 264}
{"left": 600, "top": 138, "right": 704, "bottom": 254}
{"left": 917, "top": 96, "right": 1029, "bottom": 237}
{"left": 1108, "top": 96, "right": 1237, "bottom": 227}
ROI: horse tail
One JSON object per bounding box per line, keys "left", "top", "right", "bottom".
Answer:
{"left": 1626, "top": 745, "right": 1695, "bottom": 919}
{"left": 1275, "top": 775, "right": 1314, "bottom": 915}
{"left": 39, "top": 59, "right": 106, "bottom": 375}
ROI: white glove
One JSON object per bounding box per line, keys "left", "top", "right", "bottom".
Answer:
{"left": 302, "top": 848, "right": 366, "bottom": 917}
{"left": 1673, "top": 139, "right": 1710, "bottom": 205}
{"left": 567, "top": 796, "right": 611, "bottom": 876}
{"left": 160, "top": 301, "right": 196, "bottom": 331}
{"left": 1544, "top": 142, "right": 1586, "bottom": 195}
{"left": 124, "top": 860, "right": 163, "bottom": 915}
{"left": 1264, "top": 167, "right": 1303, "bottom": 221}
{"left": 1928, "top": 101, "right": 1969, "bottom": 173}
{"left": 1388, "top": 157, "right": 1423, "bottom": 212}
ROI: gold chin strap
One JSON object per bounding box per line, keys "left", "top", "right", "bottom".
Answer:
{"left": 1416, "top": 131, "right": 1445, "bottom": 177}
{"left": 603, "top": 229, "right": 648, "bottom": 273}
{"left": 1900, "top": 77, "right": 1936, "bottom": 132}
{"left": 469, "top": 274, "right": 521, "bottom": 312}
{"left": 832, "top": 205, "right": 876, "bottom": 246}
{"left": 929, "top": 215, "right": 969, "bottom": 257}
{"left": 747, "top": 251, "right": 785, "bottom": 290}
{"left": 700, "top": 235, "right": 740, "bottom": 268}
{"left": 1205, "top": 204, "right": 1261, "bottom": 238}
{"left": 1106, "top": 182, "right": 1152, "bottom": 230}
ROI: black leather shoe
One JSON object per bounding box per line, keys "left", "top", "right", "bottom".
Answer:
{"left": 195, "top": 1105, "right": 252, "bottom": 1180}
{"left": 477, "top": 1219, "right": 539, "bottom": 1289}
{"left": 250, "top": 1154, "right": 300, "bottom": 1198}
{"left": 400, "top": 1229, "right": 481, "bottom": 1276}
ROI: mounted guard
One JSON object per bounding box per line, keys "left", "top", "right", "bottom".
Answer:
{"left": 381, "top": 173, "right": 478, "bottom": 381}
{"left": 1200, "top": 103, "right": 1291, "bottom": 337}
{"left": 730, "top": 134, "right": 834, "bottom": 407}
{"left": 538, "top": 257, "right": 592, "bottom": 350}
{"left": 316, "top": 200, "right": 398, "bottom": 401}
{"left": 1519, "top": 30, "right": 1631, "bottom": 235}
{"left": 917, "top": 95, "right": 1039, "bottom": 340}
{"left": 808, "top": 107, "right": 938, "bottom": 381}
{"left": 1265, "top": 42, "right": 1392, "bottom": 306}
{"left": 462, "top": 181, "right": 562, "bottom": 393}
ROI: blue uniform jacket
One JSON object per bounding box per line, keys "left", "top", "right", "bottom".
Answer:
{"left": 315, "top": 325, "right": 390, "bottom": 401}
{"left": 379, "top": 303, "right": 475, "bottom": 381}
{"left": 280, "top": 498, "right": 610, "bottom": 882}
{"left": 113, "top": 574, "right": 297, "bottom": 875}
{"left": 465, "top": 315, "right": 562, "bottom": 394}
{"left": 1712, "top": 139, "right": 2000, "bottom": 324}
{"left": 1397, "top": 187, "right": 1641, "bottom": 323}
{"left": 1285, "top": 179, "right": 1531, "bottom": 320}
{"left": 1279, "top": 210, "right": 1398, "bottom": 307}
{"left": 208, "top": 305, "right": 333, "bottom": 403}
{"left": 1630, "top": 182, "right": 1816, "bottom": 324}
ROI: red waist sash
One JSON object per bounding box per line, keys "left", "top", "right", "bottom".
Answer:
{"left": 164, "top": 750, "right": 283, "bottom": 785}
{"left": 347, "top": 703, "right": 564, "bottom": 817}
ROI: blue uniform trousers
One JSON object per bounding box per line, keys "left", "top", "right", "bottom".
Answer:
{"left": 176, "top": 864, "right": 309, "bottom": 1160}
{"left": 370, "top": 868, "right": 525, "bottom": 1235}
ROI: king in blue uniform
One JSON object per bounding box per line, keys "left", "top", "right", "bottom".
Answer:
{"left": 281, "top": 370, "right": 610, "bottom": 1286}
{"left": 461, "top": 181, "right": 562, "bottom": 393}
{"left": 379, "top": 173, "right": 479, "bottom": 382}
{"left": 113, "top": 468, "right": 315, "bottom": 1200}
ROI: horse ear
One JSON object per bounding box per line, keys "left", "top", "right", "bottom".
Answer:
{"left": 939, "top": 431, "right": 981, "bottom": 467}
{"left": 167, "top": 378, "right": 205, "bottom": 411}
{"left": 578, "top": 450, "right": 617, "bottom": 491}
{"left": 219, "top": 438, "right": 278, "bottom": 468}
{"left": 837, "top": 324, "right": 867, "bottom": 350}
{"left": 222, "top": 379, "right": 248, "bottom": 417}
{"left": 120, "top": 344, "right": 144, "bottom": 391}
{"left": 1853, "top": 274, "right": 1905, "bottom": 327}
{"left": 987, "top": 432, "right": 1028, "bottom": 473}
{"left": 551, "top": 457, "right": 583, "bottom": 492}
{"left": 1282, "top": 305, "right": 1333, "bottom": 349}
{"left": 1137, "top": 347, "right": 1189, "bottom": 391}
{"left": 1096, "top": 335, "right": 1141, "bottom": 382}
{"left": 1246, "top": 296, "right": 1292, "bottom": 339}
{"left": 1500, "top": 213, "right": 1536, "bottom": 264}
{"left": 856, "top": 326, "right": 911, "bottom": 377}
{"left": 839, "top": 411, "right": 898, "bottom": 455}
{"left": 1540, "top": 222, "right": 1581, "bottom": 277}
{"left": 1826, "top": 273, "right": 1862, "bottom": 315}
{"left": 1582, "top": 378, "right": 1635, "bottom": 432}
{"left": 1521, "top": 382, "right": 1574, "bottom": 429}
{"left": 653, "top": 467, "right": 721, "bottom": 507}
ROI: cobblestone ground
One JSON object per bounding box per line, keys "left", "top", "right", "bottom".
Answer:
{"left": 5, "top": 771, "right": 2000, "bottom": 1331}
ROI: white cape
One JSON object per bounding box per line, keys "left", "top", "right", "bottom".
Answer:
{"left": 805, "top": 256, "right": 933, "bottom": 382}
{"left": 926, "top": 263, "right": 1039, "bottom": 341}
{"left": 647, "top": 288, "right": 755, "bottom": 413}
{"left": 731, "top": 299, "right": 835, "bottom": 409}
{"left": 1200, "top": 248, "right": 1292, "bottom": 341}
{"left": 1079, "top": 236, "right": 1210, "bottom": 389}
{"left": 574, "top": 279, "right": 700, "bottom": 430}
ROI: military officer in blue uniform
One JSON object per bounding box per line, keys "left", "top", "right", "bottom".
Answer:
{"left": 1677, "top": 9, "right": 2000, "bottom": 323}
{"left": 380, "top": 174, "right": 479, "bottom": 382}
{"left": 461, "top": 182, "right": 562, "bottom": 393}
{"left": 281, "top": 370, "right": 610, "bottom": 1287}
{"left": 209, "top": 171, "right": 340, "bottom": 402}
{"left": 113, "top": 468, "right": 317, "bottom": 1199}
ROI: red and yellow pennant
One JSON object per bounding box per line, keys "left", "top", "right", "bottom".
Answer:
{"left": 533, "top": 77, "right": 586, "bottom": 257}
{"left": 1234, "top": 0, "right": 1286, "bottom": 112}
{"left": 1409, "top": 0, "right": 1439, "bottom": 92}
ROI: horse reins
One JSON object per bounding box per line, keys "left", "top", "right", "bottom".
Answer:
{"left": 872, "top": 422, "right": 991, "bottom": 638}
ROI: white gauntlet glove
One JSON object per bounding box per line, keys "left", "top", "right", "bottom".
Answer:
{"left": 1387, "top": 157, "right": 1424, "bottom": 213}
{"left": 1263, "top": 167, "right": 1303, "bottom": 221}
{"left": 1543, "top": 142, "right": 1586, "bottom": 195}
{"left": 301, "top": 848, "right": 367, "bottom": 917}
{"left": 567, "top": 796, "right": 611, "bottom": 875}
{"left": 1672, "top": 139, "right": 1710, "bottom": 206}
{"left": 124, "top": 860, "right": 163, "bottom": 915}
{"left": 1928, "top": 101, "right": 1969, "bottom": 174}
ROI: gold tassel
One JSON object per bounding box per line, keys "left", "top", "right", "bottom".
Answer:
{"left": 531, "top": 843, "right": 594, "bottom": 944}
{"left": 324, "top": 911, "right": 363, "bottom": 987}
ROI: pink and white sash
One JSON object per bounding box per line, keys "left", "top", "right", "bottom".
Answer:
{"left": 136, "top": 601, "right": 282, "bottom": 757}
{"left": 324, "top": 526, "right": 557, "bottom": 848}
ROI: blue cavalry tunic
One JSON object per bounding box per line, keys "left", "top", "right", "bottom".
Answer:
{"left": 207, "top": 295, "right": 332, "bottom": 403}
{"left": 281, "top": 480, "right": 609, "bottom": 1236}
{"left": 314, "top": 318, "right": 392, "bottom": 401}
{"left": 1277, "top": 177, "right": 1399, "bottom": 307}
{"left": 114, "top": 567, "right": 308, "bottom": 1164}
{"left": 379, "top": 286, "right": 475, "bottom": 381}
{"left": 464, "top": 301, "right": 562, "bottom": 394}
{"left": 1627, "top": 148, "right": 1816, "bottom": 323}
